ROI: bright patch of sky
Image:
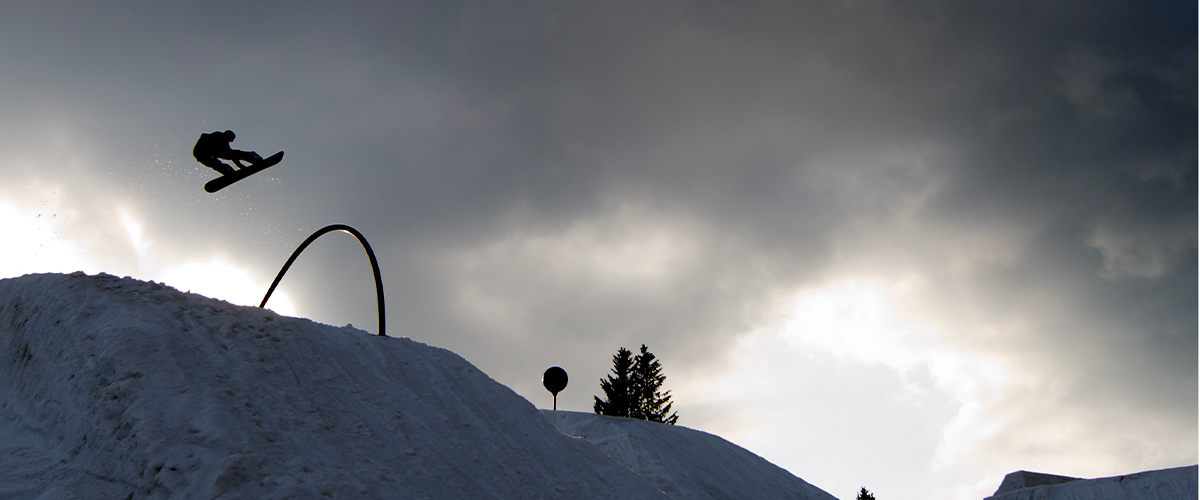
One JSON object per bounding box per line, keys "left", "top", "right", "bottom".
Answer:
{"left": 0, "top": 196, "right": 100, "bottom": 278}
{"left": 676, "top": 279, "right": 1010, "bottom": 500}
{"left": 2, "top": 194, "right": 294, "bottom": 317}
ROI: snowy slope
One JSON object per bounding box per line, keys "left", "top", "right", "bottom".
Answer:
{"left": 984, "top": 465, "right": 1197, "bottom": 500}
{"left": 0, "top": 272, "right": 670, "bottom": 499}
{"left": 541, "top": 410, "right": 838, "bottom": 500}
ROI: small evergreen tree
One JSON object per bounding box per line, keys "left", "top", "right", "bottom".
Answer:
{"left": 593, "top": 347, "right": 634, "bottom": 417}
{"left": 594, "top": 344, "right": 678, "bottom": 425}
{"left": 632, "top": 344, "right": 678, "bottom": 425}
{"left": 856, "top": 487, "right": 876, "bottom": 500}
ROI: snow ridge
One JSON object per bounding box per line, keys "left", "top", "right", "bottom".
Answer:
{"left": 542, "top": 410, "right": 839, "bottom": 500}
{"left": 0, "top": 272, "right": 668, "bottom": 499}
{"left": 984, "top": 465, "right": 1197, "bottom": 500}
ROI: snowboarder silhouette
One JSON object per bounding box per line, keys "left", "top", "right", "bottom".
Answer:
{"left": 193, "top": 130, "right": 285, "bottom": 193}
{"left": 193, "top": 130, "right": 263, "bottom": 175}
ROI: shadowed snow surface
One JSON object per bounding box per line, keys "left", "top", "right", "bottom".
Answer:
{"left": 541, "top": 410, "right": 839, "bottom": 500}
{"left": 984, "top": 465, "right": 1197, "bottom": 500}
{"left": 0, "top": 272, "right": 1186, "bottom": 500}
{"left": 0, "top": 272, "right": 670, "bottom": 499}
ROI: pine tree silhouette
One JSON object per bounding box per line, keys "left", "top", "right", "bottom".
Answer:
{"left": 594, "top": 344, "right": 678, "bottom": 425}
{"left": 632, "top": 344, "right": 678, "bottom": 425}
{"left": 593, "top": 347, "right": 634, "bottom": 417}
{"left": 856, "top": 487, "right": 876, "bottom": 500}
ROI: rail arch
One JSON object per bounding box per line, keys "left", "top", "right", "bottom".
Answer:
{"left": 260, "top": 224, "right": 386, "bottom": 336}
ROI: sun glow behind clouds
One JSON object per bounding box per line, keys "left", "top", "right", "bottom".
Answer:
{"left": 776, "top": 280, "right": 1009, "bottom": 470}
{"left": 115, "top": 210, "right": 296, "bottom": 316}
{"left": 0, "top": 196, "right": 102, "bottom": 278}
{"left": 680, "top": 278, "right": 1010, "bottom": 500}
{"left": 156, "top": 259, "right": 296, "bottom": 316}
{"left": 780, "top": 280, "right": 1007, "bottom": 392}
{"left": 120, "top": 212, "right": 151, "bottom": 262}
{"left": 115, "top": 211, "right": 294, "bottom": 315}
{"left": 2, "top": 194, "right": 295, "bottom": 317}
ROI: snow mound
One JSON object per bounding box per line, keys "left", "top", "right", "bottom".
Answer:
{"left": 0, "top": 272, "right": 670, "bottom": 499}
{"left": 991, "top": 470, "right": 1081, "bottom": 493}
{"left": 541, "top": 410, "right": 838, "bottom": 500}
{"left": 985, "top": 465, "right": 1197, "bottom": 500}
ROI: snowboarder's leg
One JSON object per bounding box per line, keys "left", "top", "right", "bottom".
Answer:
{"left": 199, "top": 156, "right": 235, "bottom": 175}
{"left": 229, "top": 149, "right": 262, "bottom": 164}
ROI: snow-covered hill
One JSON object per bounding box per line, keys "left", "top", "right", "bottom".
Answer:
{"left": 12, "top": 272, "right": 1185, "bottom": 500}
{"left": 0, "top": 272, "right": 671, "bottom": 499}
{"left": 542, "top": 410, "right": 838, "bottom": 500}
{"left": 983, "top": 466, "right": 1197, "bottom": 500}
{"left": 0, "top": 272, "right": 846, "bottom": 500}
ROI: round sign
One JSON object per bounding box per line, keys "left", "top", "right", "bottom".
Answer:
{"left": 542, "top": 366, "right": 568, "bottom": 395}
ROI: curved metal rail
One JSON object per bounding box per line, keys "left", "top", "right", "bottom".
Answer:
{"left": 260, "top": 224, "right": 386, "bottom": 336}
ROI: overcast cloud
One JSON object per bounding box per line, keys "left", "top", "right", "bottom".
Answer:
{"left": 0, "top": 2, "right": 1194, "bottom": 499}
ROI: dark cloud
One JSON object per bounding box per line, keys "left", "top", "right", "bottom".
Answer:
{"left": 0, "top": 1, "right": 1194, "bottom": 496}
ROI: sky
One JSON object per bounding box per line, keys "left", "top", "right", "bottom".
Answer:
{"left": 0, "top": 2, "right": 1195, "bottom": 499}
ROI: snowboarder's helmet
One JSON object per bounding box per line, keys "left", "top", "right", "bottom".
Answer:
{"left": 223, "top": 130, "right": 235, "bottom": 141}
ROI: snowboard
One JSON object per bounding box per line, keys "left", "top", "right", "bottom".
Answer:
{"left": 204, "top": 152, "right": 284, "bottom": 193}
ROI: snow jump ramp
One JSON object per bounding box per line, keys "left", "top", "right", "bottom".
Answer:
{"left": 0, "top": 272, "right": 671, "bottom": 499}
{"left": 0, "top": 272, "right": 839, "bottom": 500}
